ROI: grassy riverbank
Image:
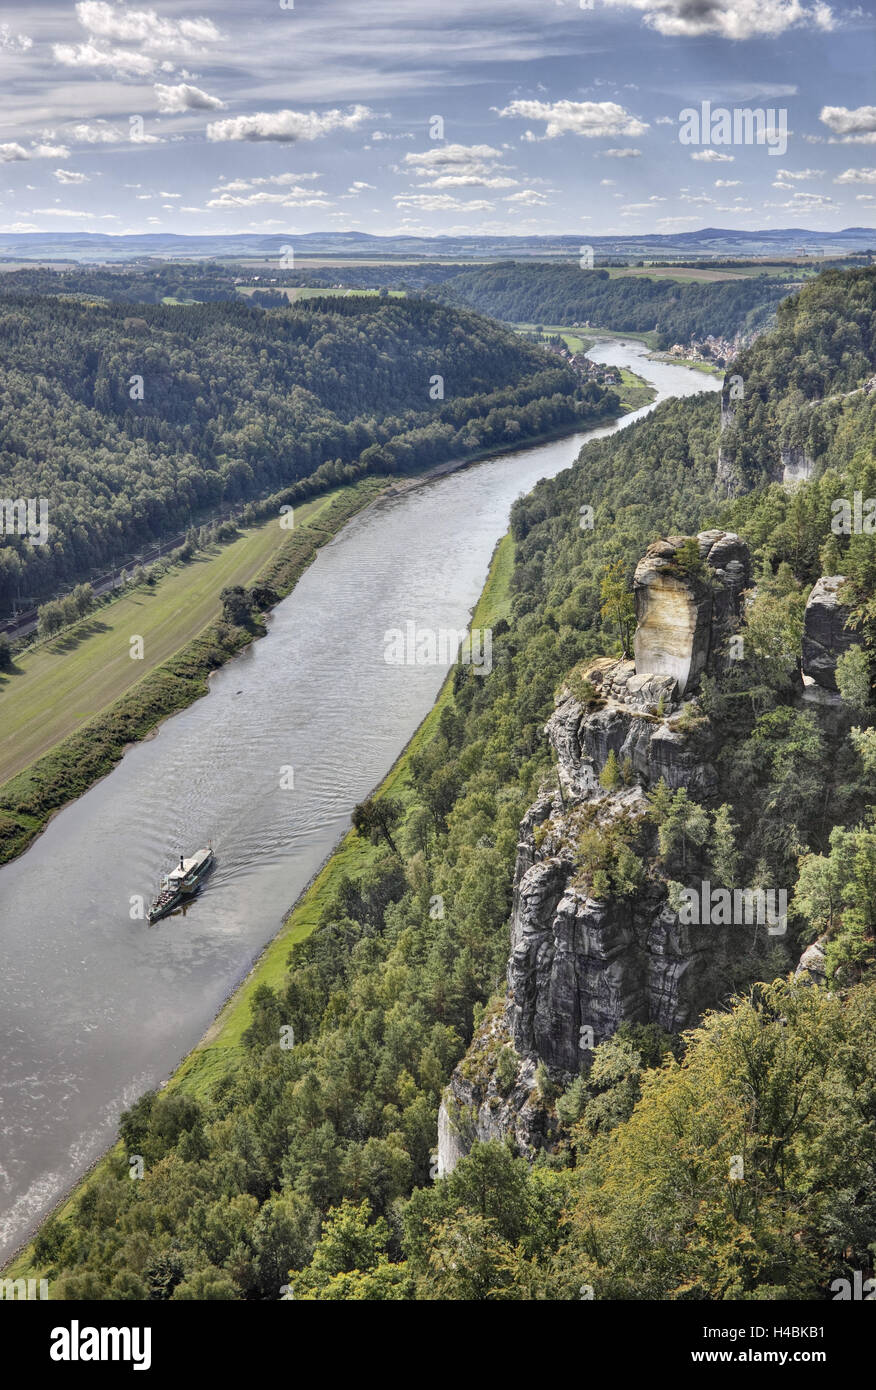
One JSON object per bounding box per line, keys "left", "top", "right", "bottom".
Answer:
{"left": 0, "top": 480, "right": 385, "bottom": 868}
{"left": 2, "top": 529, "right": 515, "bottom": 1281}
{"left": 0, "top": 491, "right": 343, "bottom": 786}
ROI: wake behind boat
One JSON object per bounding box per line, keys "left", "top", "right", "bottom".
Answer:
{"left": 147, "top": 846, "right": 215, "bottom": 924}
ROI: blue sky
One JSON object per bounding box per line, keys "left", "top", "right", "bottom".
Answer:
{"left": 0, "top": 0, "right": 874, "bottom": 237}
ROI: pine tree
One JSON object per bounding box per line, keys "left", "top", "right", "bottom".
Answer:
{"left": 599, "top": 749, "right": 622, "bottom": 790}
{"left": 710, "top": 803, "right": 740, "bottom": 889}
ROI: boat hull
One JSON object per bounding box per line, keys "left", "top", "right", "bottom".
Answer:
{"left": 147, "top": 849, "right": 214, "bottom": 923}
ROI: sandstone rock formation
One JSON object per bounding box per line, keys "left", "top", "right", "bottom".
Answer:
{"left": 802, "top": 576, "right": 860, "bottom": 692}
{"left": 781, "top": 446, "right": 816, "bottom": 486}
{"left": 438, "top": 661, "right": 722, "bottom": 1175}
{"left": 633, "top": 530, "right": 749, "bottom": 695}
{"left": 438, "top": 532, "right": 754, "bottom": 1176}
{"left": 437, "top": 1002, "right": 556, "bottom": 1175}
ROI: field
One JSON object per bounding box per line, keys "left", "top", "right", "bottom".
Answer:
{"left": 0, "top": 492, "right": 340, "bottom": 787}
{"left": 512, "top": 320, "right": 661, "bottom": 351}
{"left": 236, "top": 285, "right": 406, "bottom": 302}
{"left": 604, "top": 265, "right": 756, "bottom": 282}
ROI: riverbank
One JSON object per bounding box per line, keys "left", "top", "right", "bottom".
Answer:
{"left": 0, "top": 489, "right": 347, "bottom": 786}
{"left": 0, "top": 480, "right": 384, "bottom": 868}
{"left": 1, "top": 528, "right": 515, "bottom": 1280}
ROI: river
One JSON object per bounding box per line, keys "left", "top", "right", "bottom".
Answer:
{"left": 0, "top": 340, "right": 720, "bottom": 1261}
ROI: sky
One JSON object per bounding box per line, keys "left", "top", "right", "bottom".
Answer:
{"left": 0, "top": 0, "right": 874, "bottom": 238}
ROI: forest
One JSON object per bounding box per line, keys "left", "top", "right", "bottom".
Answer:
{"left": 0, "top": 258, "right": 795, "bottom": 350}
{"left": 434, "top": 262, "right": 794, "bottom": 346}
{"left": 24, "top": 265, "right": 876, "bottom": 1300}
{"left": 0, "top": 294, "right": 618, "bottom": 616}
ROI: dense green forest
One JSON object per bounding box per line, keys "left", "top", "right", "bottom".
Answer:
{"left": 0, "top": 258, "right": 795, "bottom": 351}
{"left": 717, "top": 267, "right": 876, "bottom": 486}
{"left": 0, "top": 295, "right": 617, "bottom": 615}
{"left": 27, "top": 266, "right": 876, "bottom": 1300}
{"left": 434, "top": 263, "right": 793, "bottom": 347}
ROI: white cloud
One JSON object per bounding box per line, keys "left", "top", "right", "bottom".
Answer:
{"left": 0, "top": 25, "right": 32, "bottom": 52}
{"left": 820, "top": 105, "right": 876, "bottom": 143}
{"left": 691, "top": 150, "right": 735, "bottom": 163}
{"left": 54, "top": 169, "right": 89, "bottom": 184}
{"left": 767, "top": 190, "right": 837, "bottom": 209}
{"left": 154, "top": 83, "right": 225, "bottom": 114}
{"left": 31, "top": 207, "right": 118, "bottom": 219}
{"left": 774, "top": 168, "right": 825, "bottom": 180}
{"left": 159, "top": 191, "right": 181, "bottom": 198}
{"left": 495, "top": 99, "right": 648, "bottom": 140}
{"left": 392, "top": 192, "right": 494, "bottom": 212}
{"left": 600, "top": 178, "right": 616, "bottom": 186}
{"left": 206, "top": 189, "right": 331, "bottom": 209}
{"left": 505, "top": 189, "right": 549, "bottom": 205}
{"left": 74, "top": 3, "right": 221, "bottom": 54}
{"left": 0, "top": 144, "right": 29, "bottom": 163}
{"left": 66, "top": 121, "right": 123, "bottom": 144}
{"left": 602, "top": 147, "right": 642, "bottom": 158}
{"left": 53, "top": 41, "right": 157, "bottom": 76}
{"left": 31, "top": 143, "right": 71, "bottom": 159}
{"left": 207, "top": 106, "right": 374, "bottom": 143}
{"left": 715, "top": 179, "right": 741, "bottom": 187}
{"left": 401, "top": 144, "right": 516, "bottom": 189}
{"left": 834, "top": 167, "right": 876, "bottom": 183}
{"left": 600, "top": 0, "right": 835, "bottom": 40}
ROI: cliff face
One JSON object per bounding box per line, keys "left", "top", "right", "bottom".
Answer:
{"left": 632, "top": 530, "right": 750, "bottom": 695}
{"left": 438, "top": 536, "right": 752, "bottom": 1174}
{"left": 802, "top": 575, "right": 861, "bottom": 693}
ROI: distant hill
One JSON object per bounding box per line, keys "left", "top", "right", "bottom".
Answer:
{"left": 0, "top": 294, "right": 618, "bottom": 614}
{"left": 0, "top": 226, "right": 873, "bottom": 263}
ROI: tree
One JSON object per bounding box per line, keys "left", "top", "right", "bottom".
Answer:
{"left": 710, "top": 804, "right": 740, "bottom": 889}
{"left": 220, "top": 585, "right": 252, "bottom": 627}
{"left": 598, "top": 749, "right": 622, "bottom": 790}
{"left": 351, "top": 796, "right": 404, "bottom": 856}
{"left": 0, "top": 633, "right": 12, "bottom": 671}
{"left": 599, "top": 558, "right": 636, "bottom": 658}
{"left": 836, "top": 646, "right": 871, "bottom": 713}
{"left": 657, "top": 788, "right": 710, "bottom": 871}
{"left": 289, "top": 1199, "right": 390, "bottom": 1298}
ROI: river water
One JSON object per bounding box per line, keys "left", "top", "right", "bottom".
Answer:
{"left": 0, "top": 341, "right": 719, "bottom": 1261}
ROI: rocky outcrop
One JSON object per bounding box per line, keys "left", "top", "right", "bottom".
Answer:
{"left": 633, "top": 530, "right": 750, "bottom": 695}
{"left": 781, "top": 446, "right": 816, "bottom": 486}
{"left": 794, "top": 938, "right": 828, "bottom": 987}
{"left": 550, "top": 658, "right": 715, "bottom": 795}
{"left": 717, "top": 392, "right": 744, "bottom": 496}
{"left": 802, "top": 576, "right": 861, "bottom": 692}
{"left": 437, "top": 532, "right": 752, "bottom": 1176}
{"left": 438, "top": 655, "right": 722, "bottom": 1175}
{"left": 437, "top": 1004, "right": 556, "bottom": 1175}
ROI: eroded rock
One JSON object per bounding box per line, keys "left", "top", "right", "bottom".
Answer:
{"left": 802, "top": 575, "right": 860, "bottom": 692}
{"left": 633, "top": 530, "right": 749, "bottom": 695}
